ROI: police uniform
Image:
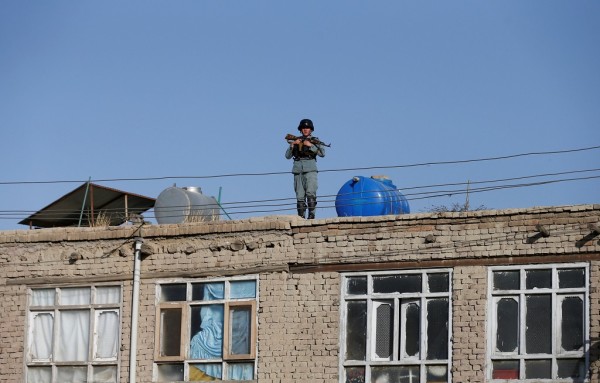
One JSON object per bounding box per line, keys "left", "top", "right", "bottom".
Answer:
{"left": 285, "top": 119, "right": 326, "bottom": 219}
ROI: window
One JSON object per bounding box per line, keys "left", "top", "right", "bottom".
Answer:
{"left": 340, "top": 270, "right": 452, "bottom": 383}
{"left": 26, "top": 285, "right": 122, "bottom": 383}
{"left": 488, "top": 264, "right": 588, "bottom": 381}
{"left": 154, "top": 277, "right": 257, "bottom": 381}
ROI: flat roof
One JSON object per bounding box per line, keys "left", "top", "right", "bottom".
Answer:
{"left": 19, "top": 182, "right": 155, "bottom": 228}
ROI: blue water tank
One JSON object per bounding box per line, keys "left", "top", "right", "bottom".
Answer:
{"left": 335, "top": 175, "right": 410, "bottom": 217}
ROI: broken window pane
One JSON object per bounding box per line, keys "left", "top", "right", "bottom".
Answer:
{"left": 189, "top": 363, "right": 221, "bottom": 380}
{"left": 156, "top": 364, "right": 184, "bottom": 382}
{"left": 373, "top": 274, "right": 421, "bottom": 294}
{"left": 374, "top": 301, "right": 393, "bottom": 359}
{"left": 525, "top": 269, "right": 551, "bottom": 289}
{"left": 347, "top": 277, "right": 367, "bottom": 295}
{"left": 160, "top": 284, "right": 186, "bottom": 302}
{"left": 426, "top": 365, "right": 448, "bottom": 382}
{"left": 345, "top": 301, "right": 367, "bottom": 361}
{"left": 559, "top": 268, "right": 585, "bottom": 288}
{"left": 561, "top": 297, "right": 584, "bottom": 351}
{"left": 404, "top": 302, "right": 420, "bottom": 357}
{"left": 525, "top": 359, "right": 551, "bottom": 379}
{"left": 496, "top": 298, "right": 518, "bottom": 353}
{"left": 160, "top": 308, "right": 182, "bottom": 357}
{"left": 427, "top": 298, "right": 448, "bottom": 360}
{"left": 92, "top": 365, "right": 118, "bottom": 383}
{"left": 372, "top": 366, "right": 419, "bottom": 383}
{"left": 427, "top": 273, "right": 449, "bottom": 293}
{"left": 525, "top": 294, "right": 551, "bottom": 354}
{"left": 492, "top": 360, "right": 519, "bottom": 379}
{"left": 344, "top": 366, "right": 365, "bottom": 383}
{"left": 493, "top": 271, "right": 519, "bottom": 291}
{"left": 557, "top": 358, "right": 585, "bottom": 379}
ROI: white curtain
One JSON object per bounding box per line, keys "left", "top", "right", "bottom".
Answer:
{"left": 31, "top": 289, "right": 55, "bottom": 306}
{"left": 30, "top": 312, "right": 54, "bottom": 360}
{"left": 96, "top": 310, "right": 119, "bottom": 359}
{"left": 61, "top": 287, "right": 91, "bottom": 305}
{"left": 57, "top": 310, "right": 90, "bottom": 361}
{"left": 92, "top": 365, "right": 118, "bottom": 383}
{"left": 96, "top": 286, "right": 120, "bottom": 304}
{"left": 56, "top": 366, "right": 87, "bottom": 383}
{"left": 27, "top": 366, "right": 51, "bottom": 383}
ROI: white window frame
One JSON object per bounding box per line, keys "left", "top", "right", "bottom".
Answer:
{"left": 339, "top": 269, "right": 453, "bottom": 383}
{"left": 487, "top": 263, "right": 589, "bottom": 382}
{"left": 153, "top": 275, "right": 259, "bottom": 382}
{"left": 24, "top": 284, "right": 123, "bottom": 383}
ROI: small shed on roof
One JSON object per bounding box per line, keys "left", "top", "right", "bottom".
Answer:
{"left": 19, "top": 182, "right": 156, "bottom": 228}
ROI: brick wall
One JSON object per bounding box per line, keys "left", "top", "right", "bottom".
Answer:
{"left": 0, "top": 205, "right": 598, "bottom": 382}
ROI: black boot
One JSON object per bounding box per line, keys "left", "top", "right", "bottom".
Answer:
{"left": 297, "top": 200, "right": 307, "bottom": 218}
{"left": 307, "top": 196, "right": 317, "bottom": 219}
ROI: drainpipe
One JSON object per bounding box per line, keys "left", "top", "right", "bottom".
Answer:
{"left": 130, "top": 236, "right": 143, "bottom": 383}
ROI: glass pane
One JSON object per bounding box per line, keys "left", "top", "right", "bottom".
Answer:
{"left": 190, "top": 304, "right": 224, "bottom": 359}
{"left": 526, "top": 269, "right": 551, "bottom": 289}
{"left": 30, "top": 312, "right": 54, "bottom": 360}
{"left": 230, "top": 280, "right": 256, "bottom": 299}
{"left": 227, "top": 363, "right": 254, "bottom": 380}
{"left": 160, "top": 284, "right": 186, "bottom": 302}
{"left": 427, "top": 298, "right": 449, "bottom": 360}
{"left": 27, "top": 366, "right": 52, "bottom": 383}
{"left": 496, "top": 298, "right": 518, "bottom": 352}
{"left": 373, "top": 274, "right": 421, "bottom": 294}
{"left": 96, "top": 311, "right": 119, "bottom": 358}
{"left": 426, "top": 365, "right": 448, "bottom": 382}
{"left": 428, "top": 273, "right": 449, "bottom": 293}
{"left": 404, "top": 302, "right": 420, "bottom": 357}
{"left": 526, "top": 294, "right": 552, "bottom": 354}
{"left": 525, "top": 359, "right": 551, "bottom": 379}
{"left": 191, "top": 282, "right": 224, "bottom": 301}
{"left": 557, "top": 358, "right": 586, "bottom": 379}
{"left": 347, "top": 276, "right": 367, "bottom": 295}
{"left": 56, "top": 366, "right": 87, "bottom": 382}
{"left": 95, "top": 286, "right": 121, "bottom": 304}
{"left": 160, "top": 308, "right": 182, "bottom": 357}
{"left": 57, "top": 310, "right": 90, "bottom": 361}
{"left": 345, "top": 367, "right": 365, "bottom": 383}
{"left": 31, "top": 289, "right": 55, "bottom": 306}
{"left": 345, "top": 301, "right": 367, "bottom": 361}
{"left": 92, "top": 365, "right": 118, "bottom": 383}
{"left": 561, "top": 297, "right": 584, "bottom": 351}
{"left": 372, "top": 365, "right": 419, "bottom": 383}
{"left": 61, "top": 287, "right": 91, "bottom": 305}
{"left": 559, "top": 268, "right": 585, "bottom": 288}
{"left": 374, "top": 301, "right": 393, "bottom": 359}
{"left": 229, "top": 306, "right": 251, "bottom": 355}
{"left": 493, "top": 271, "right": 519, "bottom": 291}
{"left": 156, "top": 364, "right": 184, "bottom": 382}
{"left": 190, "top": 363, "right": 221, "bottom": 380}
{"left": 492, "top": 360, "right": 519, "bottom": 379}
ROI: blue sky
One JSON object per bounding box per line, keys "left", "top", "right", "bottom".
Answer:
{"left": 1, "top": 1, "right": 599, "bottom": 230}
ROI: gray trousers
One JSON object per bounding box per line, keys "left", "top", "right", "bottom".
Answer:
{"left": 294, "top": 170, "right": 318, "bottom": 201}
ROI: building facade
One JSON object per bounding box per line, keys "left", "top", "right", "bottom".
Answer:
{"left": 0, "top": 204, "right": 599, "bottom": 383}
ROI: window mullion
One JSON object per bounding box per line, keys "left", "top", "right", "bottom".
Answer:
{"left": 393, "top": 297, "right": 399, "bottom": 362}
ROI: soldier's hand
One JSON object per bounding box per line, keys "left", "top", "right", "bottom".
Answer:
{"left": 303, "top": 139, "right": 313, "bottom": 147}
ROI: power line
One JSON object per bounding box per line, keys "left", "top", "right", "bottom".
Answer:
{"left": 0, "top": 144, "right": 598, "bottom": 185}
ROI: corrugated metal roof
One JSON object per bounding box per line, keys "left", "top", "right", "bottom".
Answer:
{"left": 19, "top": 182, "right": 155, "bottom": 228}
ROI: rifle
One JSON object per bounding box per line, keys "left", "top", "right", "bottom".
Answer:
{"left": 285, "top": 134, "right": 331, "bottom": 147}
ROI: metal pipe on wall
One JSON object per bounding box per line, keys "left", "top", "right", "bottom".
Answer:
{"left": 129, "top": 236, "right": 143, "bottom": 382}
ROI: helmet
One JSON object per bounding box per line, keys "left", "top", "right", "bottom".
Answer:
{"left": 297, "top": 118, "right": 314, "bottom": 131}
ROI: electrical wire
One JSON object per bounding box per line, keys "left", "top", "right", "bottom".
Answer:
{"left": 0, "top": 144, "right": 598, "bottom": 185}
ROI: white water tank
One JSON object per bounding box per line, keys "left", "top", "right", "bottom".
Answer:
{"left": 154, "top": 186, "right": 220, "bottom": 224}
